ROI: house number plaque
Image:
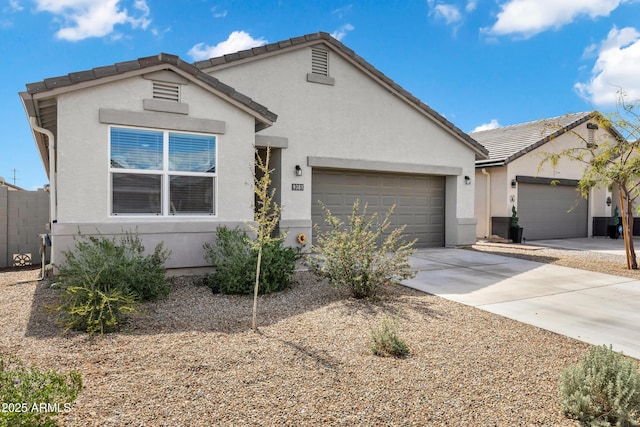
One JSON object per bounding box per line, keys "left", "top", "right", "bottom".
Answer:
{"left": 292, "top": 184, "right": 304, "bottom": 191}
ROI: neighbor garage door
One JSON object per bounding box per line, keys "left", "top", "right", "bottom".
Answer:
{"left": 311, "top": 169, "right": 445, "bottom": 248}
{"left": 518, "top": 182, "right": 588, "bottom": 240}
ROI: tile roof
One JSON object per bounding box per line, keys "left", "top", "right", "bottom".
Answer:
{"left": 194, "top": 32, "right": 489, "bottom": 160}
{"left": 471, "top": 112, "right": 594, "bottom": 167}
{"left": 22, "top": 53, "right": 277, "bottom": 125}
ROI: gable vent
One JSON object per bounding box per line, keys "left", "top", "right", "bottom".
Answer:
{"left": 311, "top": 48, "right": 329, "bottom": 76}
{"left": 153, "top": 81, "right": 180, "bottom": 102}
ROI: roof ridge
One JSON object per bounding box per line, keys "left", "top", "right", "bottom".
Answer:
{"left": 471, "top": 111, "right": 593, "bottom": 135}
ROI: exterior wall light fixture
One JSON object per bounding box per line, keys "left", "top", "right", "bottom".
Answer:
{"left": 464, "top": 175, "right": 471, "bottom": 185}
{"left": 606, "top": 196, "right": 612, "bottom": 207}
{"left": 295, "top": 165, "right": 302, "bottom": 177}
{"left": 511, "top": 179, "right": 517, "bottom": 188}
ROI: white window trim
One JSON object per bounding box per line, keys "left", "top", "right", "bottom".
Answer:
{"left": 108, "top": 125, "right": 218, "bottom": 218}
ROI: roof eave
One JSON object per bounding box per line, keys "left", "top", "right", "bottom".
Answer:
{"left": 19, "top": 91, "right": 51, "bottom": 176}
{"left": 23, "top": 53, "right": 277, "bottom": 133}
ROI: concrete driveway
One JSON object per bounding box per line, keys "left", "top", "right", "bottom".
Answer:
{"left": 403, "top": 243, "right": 640, "bottom": 360}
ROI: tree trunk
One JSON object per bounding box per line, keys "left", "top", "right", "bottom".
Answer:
{"left": 252, "top": 246, "right": 262, "bottom": 331}
{"left": 626, "top": 194, "right": 638, "bottom": 269}
{"left": 620, "top": 189, "right": 638, "bottom": 270}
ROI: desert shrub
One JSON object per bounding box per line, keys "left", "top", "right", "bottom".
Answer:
{"left": 203, "top": 226, "right": 296, "bottom": 295}
{"left": 308, "top": 200, "right": 416, "bottom": 299}
{"left": 55, "top": 232, "right": 171, "bottom": 334}
{"left": 369, "top": 316, "right": 410, "bottom": 358}
{"left": 57, "top": 232, "right": 171, "bottom": 301}
{"left": 56, "top": 267, "right": 139, "bottom": 335}
{"left": 0, "top": 354, "right": 82, "bottom": 427}
{"left": 560, "top": 345, "right": 640, "bottom": 426}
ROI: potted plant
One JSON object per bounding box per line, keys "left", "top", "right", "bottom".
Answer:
{"left": 608, "top": 206, "right": 621, "bottom": 239}
{"left": 509, "top": 205, "right": 523, "bottom": 243}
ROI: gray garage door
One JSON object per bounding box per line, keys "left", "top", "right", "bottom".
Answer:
{"left": 518, "top": 183, "right": 588, "bottom": 240}
{"left": 311, "top": 169, "right": 445, "bottom": 248}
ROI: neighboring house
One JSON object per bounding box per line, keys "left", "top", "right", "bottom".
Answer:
{"left": 472, "top": 112, "right": 617, "bottom": 241}
{"left": 20, "top": 32, "right": 488, "bottom": 270}
{"left": 0, "top": 177, "right": 49, "bottom": 267}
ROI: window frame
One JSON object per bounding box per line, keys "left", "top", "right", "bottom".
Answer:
{"left": 108, "top": 125, "right": 218, "bottom": 217}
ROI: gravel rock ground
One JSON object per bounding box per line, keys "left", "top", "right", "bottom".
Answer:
{"left": 0, "top": 251, "right": 618, "bottom": 426}
{"left": 469, "top": 242, "right": 640, "bottom": 281}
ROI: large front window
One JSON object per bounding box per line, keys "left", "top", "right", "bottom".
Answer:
{"left": 110, "top": 126, "right": 216, "bottom": 215}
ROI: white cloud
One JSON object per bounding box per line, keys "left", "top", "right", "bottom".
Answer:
{"left": 34, "top": 0, "right": 151, "bottom": 41}
{"left": 8, "top": 0, "right": 24, "bottom": 12}
{"left": 575, "top": 26, "right": 640, "bottom": 106}
{"left": 211, "top": 6, "right": 227, "bottom": 18}
{"left": 332, "top": 5, "right": 353, "bottom": 19}
{"left": 434, "top": 4, "right": 461, "bottom": 24}
{"left": 472, "top": 119, "right": 501, "bottom": 132}
{"left": 187, "top": 31, "right": 267, "bottom": 61}
{"left": 465, "top": 0, "right": 477, "bottom": 12}
{"left": 331, "top": 23, "right": 354, "bottom": 41}
{"left": 485, "top": 0, "right": 628, "bottom": 38}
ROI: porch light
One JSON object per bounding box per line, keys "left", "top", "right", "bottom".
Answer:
{"left": 295, "top": 165, "right": 302, "bottom": 177}
{"left": 606, "top": 196, "right": 612, "bottom": 207}
{"left": 464, "top": 175, "right": 471, "bottom": 185}
{"left": 511, "top": 179, "right": 517, "bottom": 188}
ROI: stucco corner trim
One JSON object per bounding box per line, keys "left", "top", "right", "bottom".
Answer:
{"left": 99, "top": 108, "right": 226, "bottom": 134}
{"left": 307, "top": 156, "right": 463, "bottom": 176}
{"left": 255, "top": 135, "right": 289, "bottom": 149}
{"left": 306, "top": 73, "right": 335, "bottom": 86}
{"left": 457, "top": 217, "right": 477, "bottom": 225}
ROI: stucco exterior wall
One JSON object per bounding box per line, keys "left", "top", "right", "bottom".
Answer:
{"left": 210, "top": 46, "right": 478, "bottom": 246}
{"left": 52, "top": 74, "right": 260, "bottom": 268}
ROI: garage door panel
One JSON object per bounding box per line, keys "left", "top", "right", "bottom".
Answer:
{"left": 518, "top": 183, "right": 587, "bottom": 240}
{"left": 312, "top": 169, "right": 445, "bottom": 248}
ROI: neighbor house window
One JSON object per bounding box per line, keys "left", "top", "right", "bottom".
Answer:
{"left": 110, "top": 126, "right": 216, "bottom": 216}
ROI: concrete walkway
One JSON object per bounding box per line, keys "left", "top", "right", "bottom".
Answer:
{"left": 403, "top": 245, "right": 640, "bottom": 359}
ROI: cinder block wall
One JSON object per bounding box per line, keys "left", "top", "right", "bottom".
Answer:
{"left": 0, "top": 187, "right": 7, "bottom": 267}
{"left": 0, "top": 187, "right": 50, "bottom": 268}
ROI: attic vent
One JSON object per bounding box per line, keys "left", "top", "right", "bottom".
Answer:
{"left": 311, "top": 48, "right": 329, "bottom": 76}
{"left": 153, "top": 81, "right": 180, "bottom": 102}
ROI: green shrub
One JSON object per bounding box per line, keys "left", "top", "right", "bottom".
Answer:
{"left": 369, "top": 316, "right": 410, "bottom": 358}
{"left": 308, "top": 200, "right": 416, "bottom": 299}
{"left": 0, "top": 355, "right": 82, "bottom": 427}
{"left": 203, "top": 226, "right": 296, "bottom": 295}
{"left": 560, "top": 345, "right": 640, "bottom": 426}
{"left": 55, "top": 232, "right": 171, "bottom": 334}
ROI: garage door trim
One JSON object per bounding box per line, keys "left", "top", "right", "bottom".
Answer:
{"left": 516, "top": 175, "right": 580, "bottom": 187}
{"left": 308, "top": 156, "right": 462, "bottom": 176}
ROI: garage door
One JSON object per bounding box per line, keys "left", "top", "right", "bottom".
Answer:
{"left": 311, "top": 169, "right": 445, "bottom": 248}
{"left": 518, "top": 183, "right": 588, "bottom": 240}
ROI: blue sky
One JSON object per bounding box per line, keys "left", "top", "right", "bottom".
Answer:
{"left": 2, "top": 0, "right": 640, "bottom": 190}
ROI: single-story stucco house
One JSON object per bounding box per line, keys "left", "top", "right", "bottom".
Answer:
{"left": 20, "top": 32, "right": 488, "bottom": 270}
{"left": 472, "top": 112, "right": 620, "bottom": 241}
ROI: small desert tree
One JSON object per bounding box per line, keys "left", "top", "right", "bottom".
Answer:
{"left": 246, "top": 147, "right": 282, "bottom": 331}
{"left": 541, "top": 92, "right": 640, "bottom": 269}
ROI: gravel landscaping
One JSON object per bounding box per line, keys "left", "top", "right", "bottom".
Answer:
{"left": 0, "top": 246, "right": 626, "bottom": 426}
